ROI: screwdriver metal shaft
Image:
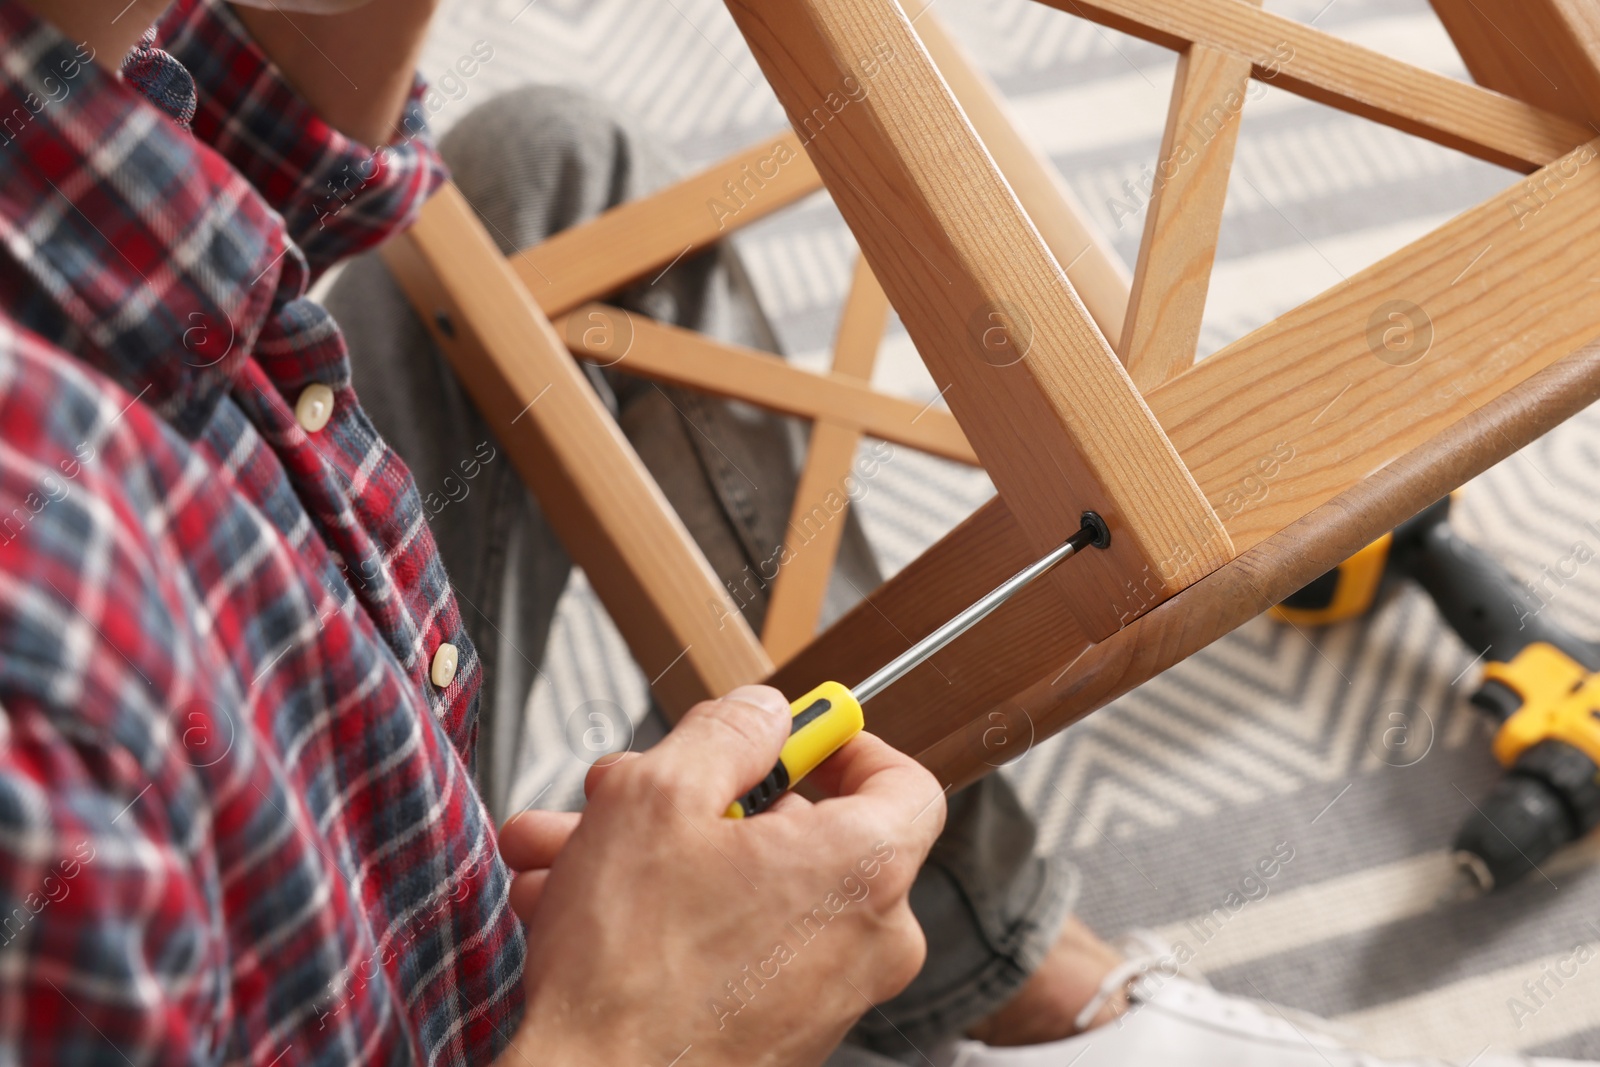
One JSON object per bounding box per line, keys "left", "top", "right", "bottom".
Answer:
{"left": 852, "top": 515, "right": 1108, "bottom": 705}
{"left": 727, "top": 514, "right": 1109, "bottom": 818}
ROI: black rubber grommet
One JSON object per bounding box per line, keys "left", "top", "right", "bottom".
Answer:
{"left": 1080, "top": 511, "right": 1111, "bottom": 549}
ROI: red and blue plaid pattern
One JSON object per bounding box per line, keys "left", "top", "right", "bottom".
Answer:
{"left": 0, "top": 1, "right": 524, "bottom": 1062}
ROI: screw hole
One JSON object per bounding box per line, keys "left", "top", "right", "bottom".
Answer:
{"left": 1080, "top": 511, "right": 1112, "bottom": 550}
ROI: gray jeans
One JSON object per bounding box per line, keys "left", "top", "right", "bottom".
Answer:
{"left": 325, "top": 84, "right": 1074, "bottom": 1065}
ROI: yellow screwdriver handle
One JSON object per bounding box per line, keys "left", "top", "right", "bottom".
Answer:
{"left": 724, "top": 681, "right": 865, "bottom": 818}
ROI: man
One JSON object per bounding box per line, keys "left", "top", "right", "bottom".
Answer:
{"left": 0, "top": 0, "right": 1590, "bottom": 1063}
{"left": 0, "top": 0, "right": 1073, "bottom": 1060}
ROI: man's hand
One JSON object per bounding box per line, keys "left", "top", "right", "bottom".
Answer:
{"left": 495, "top": 685, "right": 947, "bottom": 1067}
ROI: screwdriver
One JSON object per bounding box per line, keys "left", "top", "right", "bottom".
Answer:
{"left": 725, "top": 512, "right": 1111, "bottom": 818}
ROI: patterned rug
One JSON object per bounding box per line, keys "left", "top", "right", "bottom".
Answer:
{"left": 410, "top": 0, "right": 1600, "bottom": 1058}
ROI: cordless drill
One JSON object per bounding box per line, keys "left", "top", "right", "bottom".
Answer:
{"left": 1275, "top": 495, "right": 1600, "bottom": 894}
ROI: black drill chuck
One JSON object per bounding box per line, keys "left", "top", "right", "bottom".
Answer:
{"left": 1452, "top": 740, "right": 1600, "bottom": 892}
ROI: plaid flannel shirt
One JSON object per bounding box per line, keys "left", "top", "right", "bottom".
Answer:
{"left": 0, "top": 0, "right": 525, "bottom": 1062}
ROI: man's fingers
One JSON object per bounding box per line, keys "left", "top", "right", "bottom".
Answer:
{"left": 499, "top": 809, "right": 580, "bottom": 871}
{"left": 584, "top": 751, "right": 641, "bottom": 800}
{"left": 637, "top": 685, "right": 792, "bottom": 813}
{"left": 805, "top": 731, "right": 934, "bottom": 806}
{"left": 766, "top": 790, "right": 812, "bottom": 816}
{"left": 862, "top": 899, "right": 930, "bottom": 1003}
{"left": 805, "top": 732, "right": 947, "bottom": 849}
{"left": 508, "top": 869, "right": 549, "bottom": 922}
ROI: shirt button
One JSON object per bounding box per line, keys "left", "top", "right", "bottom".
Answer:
{"left": 295, "top": 383, "right": 335, "bottom": 433}
{"left": 430, "top": 643, "right": 459, "bottom": 688}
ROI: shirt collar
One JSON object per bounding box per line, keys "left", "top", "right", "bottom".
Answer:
{"left": 0, "top": 0, "right": 297, "bottom": 438}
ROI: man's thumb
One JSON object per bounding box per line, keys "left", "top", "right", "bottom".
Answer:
{"left": 645, "top": 685, "right": 792, "bottom": 814}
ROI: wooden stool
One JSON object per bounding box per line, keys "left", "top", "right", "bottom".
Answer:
{"left": 382, "top": 0, "right": 1600, "bottom": 790}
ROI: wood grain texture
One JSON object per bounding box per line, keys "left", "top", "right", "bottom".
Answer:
{"left": 1035, "top": 0, "right": 1591, "bottom": 171}
{"left": 382, "top": 185, "right": 773, "bottom": 716}
{"left": 555, "top": 302, "right": 979, "bottom": 465}
{"left": 911, "top": 342, "right": 1600, "bottom": 788}
{"left": 1431, "top": 0, "right": 1600, "bottom": 125}
{"left": 762, "top": 258, "right": 891, "bottom": 665}
{"left": 510, "top": 132, "right": 823, "bottom": 319}
{"left": 913, "top": 8, "right": 1132, "bottom": 347}
{"left": 1120, "top": 26, "right": 1257, "bottom": 390}
{"left": 726, "top": 0, "right": 1233, "bottom": 641}
{"left": 1148, "top": 136, "right": 1600, "bottom": 554}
